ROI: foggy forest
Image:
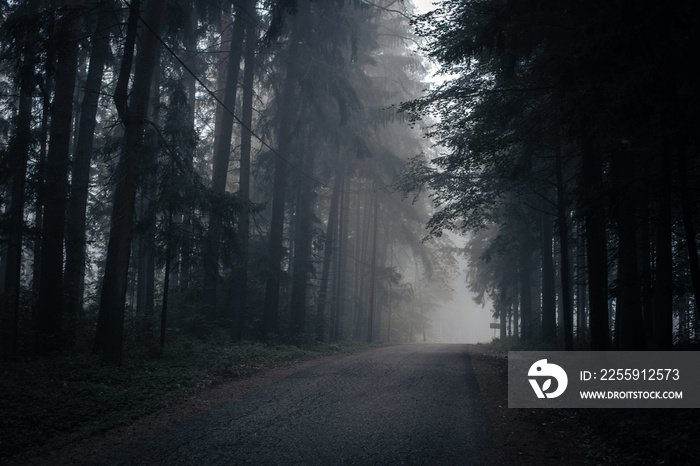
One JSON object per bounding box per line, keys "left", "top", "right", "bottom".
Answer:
{"left": 1, "top": 0, "right": 700, "bottom": 463}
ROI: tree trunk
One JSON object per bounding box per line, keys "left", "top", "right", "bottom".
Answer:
{"left": 64, "top": 8, "right": 111, "bottom": 349}
{"left": 367, "top": 189, "right": 379, "bottom": 342}
{"left": 173, "top": 1, "right": 198, "bottom": 301}
{"left": 93, "top": 0, "right": 166, "bottom": 364}
{"left": 555, "top": 142, "right": 574, "bottom": 350}
{"left": 638, "top": 177, "right": 653, "bottom": 346}
{"left": 32, "top": 0, "right": 57, "bottom": 298}
{"left": 135, "top": 50, "right": 161, "bottom": 332}
{"left": 332, "top": 176, "right": 349, "bottom": 341}
{"left": 354, "top": 188, "right": 373, "bottom": 340}
{"left": 351, "top": 188, "right": 363, "bottom": 339}
{"left": 387, "top": 245, "right": 394, "bottom": 343}
{"left": 203, "top": 5, "right": 246, "bottom": 321}
{"left": 35, "top": 0, "right": 83, "bottom": 354}
{"left": 2, "top": 1, "right": 37, "bottom": 356}
{"left": 540, "top": 211, "right": 556, "bottom": 342}
{"left": 582, "top": 147, "right": 610, "bottom": 351}
{"left": 232, "top": 0, "right": 257, "bottom": 340}
{"left": 211, "top": 3, "right": 233, "bottom": 152}
{"left": 161, "top": 206, "right": 174, "bottom": 352}
{"left": 262, "top": 30, "right": 302, "bottom": 340}
{"left": 654, "top": 152, "right": 674, "bottom": 350}
{"left": 289, "top": 145, "right": 316, "bottom": 338}
{"left": 519, "top": 238, "right": 534, "bottom": 340}
{"left": 678, "top": 145, "right": 700, "bottom": 324}
{"left": 316, "top": 166, "right": 344, "bottom": 341}
{"left": 136, "top": 172, "right": 157, "bottom": 323}
{"left": 499, "top": 302, "right": 507, "bottom": 339}
{"left": 613, "top": 149, "right": 646, "bottom": 350}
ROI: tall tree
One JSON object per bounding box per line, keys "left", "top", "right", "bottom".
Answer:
{"left": 316, "top": 164, "right": 344, "bottom": 340}
{"left": 540, "top": 209, "right": 556, "bottom": 342}
{"left": 35, "top": 0, "right": 84, "bottom": 354}
{"left": 1, "top": 0, "right": 41, "bottom": 356}
{"left": 64, "top": 2, "right": 113, "bottom": 349}
{"left": 93, "top": 0, "right": 166, "bottom": 364}
{"left": 554, "top": 139, "right": 574, "bottom": 350}
{"left": 612, "top": 148, "right": 645, "bottom": 350}
{"left": 288, "top": 144, "right": 316, "bottom": 338}
{"left": 232, "top": 0, "right": 258, "bottom": 340}
{"left": 203, "top": 2, "right": 246, "bottom": 321}
{"left": 261, "top": 4, "right": 305, "bottom": 339}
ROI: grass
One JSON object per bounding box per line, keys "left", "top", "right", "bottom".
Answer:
{"left": 0, "top": 336, "right": 372, "bottom": 462}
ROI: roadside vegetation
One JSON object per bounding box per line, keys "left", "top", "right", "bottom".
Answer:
{"left": 478, "top": 338, "right": 700, "bottom": 465}
{"left": 0, "top": 337, "right": 373, "bottom": 462}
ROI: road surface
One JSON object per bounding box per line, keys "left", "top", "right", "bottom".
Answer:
{"left": 90, "top": 344, "right": 496, "bottom": 465}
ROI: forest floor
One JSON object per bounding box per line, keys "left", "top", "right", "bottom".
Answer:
{"left": 7, "top": 342, "right": 700, "bottom": 465}
{"left": 1, "top": 338, "right": 374, "bottom": 464}
{"left": 468, "top": 344, "right": 700, "bottom": 465}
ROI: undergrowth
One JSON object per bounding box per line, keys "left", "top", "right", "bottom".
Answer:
{"left": 0, "top": 337, "right": 370, "bottom": 462}
{"left": 476, "top": 336, "right": 564, "bottom": 352}
{"left": 477, "top": 337, "right": 700, "bottom": 464}
{"left": 579, "top": 408, "right": 700, "bottom": 465}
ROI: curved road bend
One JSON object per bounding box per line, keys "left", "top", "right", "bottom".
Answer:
{"left": 90, "top": 344, "right": 497, "bottom": 465}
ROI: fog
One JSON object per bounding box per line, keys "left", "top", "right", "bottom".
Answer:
{"left": 427, "top": 229, "right": 495, "bottom": 344}
{"left": 429, "top": 269, "right": 494, "bottom": 344}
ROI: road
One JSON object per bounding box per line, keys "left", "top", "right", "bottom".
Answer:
{"left": 89, "top": 344, "right": 497, "bottom": 465}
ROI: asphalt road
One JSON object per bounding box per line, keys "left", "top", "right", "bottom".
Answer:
{"left": 90, "top": 344, "right": 496, "bottom": 465}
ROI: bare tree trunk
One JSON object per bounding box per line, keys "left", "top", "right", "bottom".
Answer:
{"left": 262, "top": 30, "right": 302, "bottom": 340}
{"left": 232, "top": 0, "right": 257, "bottom": 340}
{"left": 32, "top": 0, "right": 57, "bottom": 297}
{"left": 161, "top": 184, "right": 175, "bottom": 351}
{"left": 35, "top": 0, "right": 83, "bottom": 354}
{"left": 211, "top": 3, "right": 233, "bottom": 150}
{"left": 1, "top": 0, "right": 38, "bottom": 356}
{"left": 289, "top": 145, "right": 316, "bottom": 338}
{"left": 204, "top": 5, "right": 246, "bottom": 321}
{"left": 582, "top": 147, "right": 609, "bottom": 351}
{"left": 316, "top": 166, "right": 344, "bottom": 341}
{"left": 354, "top": 188, "right": 373, "bottom": 340}
{"left": 64, "top": 7, "right": 111, "bottom": 349}
{"left": 332, "top": 176, "right": 349, "bottom": 341}
{"left": 136, "top": 172, "right": 157, "bottom": 323}
{"left": 93, "top": 0, "right": 166, "bottom": 364}
{"left": 654, "top": 152, "right": 674, "bottom": 350}
{"left": 499, "top": 303, "right": 507, "bottom": 339}
{"left": 366, "top": 189, "right": 379, "bottom": 343}
{"left": 555, "top": 141, "right": 574, "bottom": 350}
{"left": 518, "top": 238, "right": 534, "bottom": 340}
{"left": 176, "top": 0, "right": 199, "bottom": 300}
{"left": 678, "top": 145, "right": 700, "bottom": 324}
{"left": 540, "top": 210, "right": 556, "bottom": 342}
{"left": 638, "top": 175, "right": 653, "bottom": 346}
{"left": 613, "top": 149, "right": 645, "bottom": 350}
{"left": 387, "top": 245, "right": 394, "bottom": 343}
{"left": 135, "top": 50, "right": 162, "bottom": 334}
{"left": 351, "top": 188, "right": 363, "bottom": 339}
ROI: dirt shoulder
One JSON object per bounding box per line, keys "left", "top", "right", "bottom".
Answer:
{"left": 467, "top": 344, "right": 587, "bottom": 465}
{"left": 17, "top": 352, "right": 352, "bottom": 466}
